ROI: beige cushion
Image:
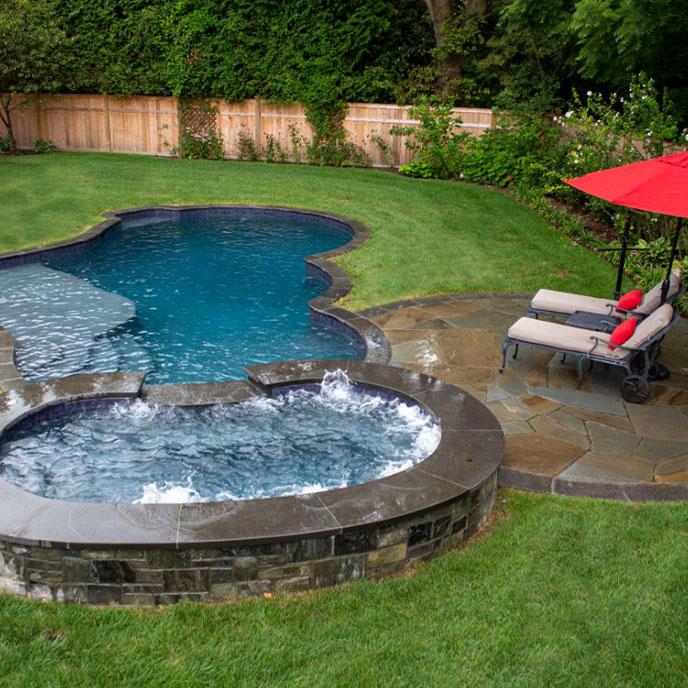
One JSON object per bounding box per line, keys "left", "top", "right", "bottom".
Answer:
{"left": 531, "top": 289, "right": 617, "bottom": 316}
{"left": 623, "top": 304, "right": 674, "bottom": 350}
{"left": 508, "top": 304, "right": 674, "bottom": 363}
{"left": 635, "top": 269, "right": 683, "bottom": 315}
{"left": 507, "top": 317, "right": 611, "bottom": 356}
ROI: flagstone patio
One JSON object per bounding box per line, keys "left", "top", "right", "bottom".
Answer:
{"left": 361, "top": 294, "right": 688, "bottom": 500}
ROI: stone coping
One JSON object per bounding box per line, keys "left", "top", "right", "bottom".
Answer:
{"left": 0, "top": 204, "right": 391, "bottom": 366}
{"left": 0, "top": 361, "right": 503, "bottom": 550}
{"left": 365, "top": 292, "right": 688, "bottom": 501}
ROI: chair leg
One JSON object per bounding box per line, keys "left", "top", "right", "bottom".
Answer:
{"left": 561, "top": 353, "right": 566, "bottom": 364}
{"left": 576, "top": 357, "right": 585, "bottom": 389}
{"left": 512, "top": 343, "right": 519, "bottom": 360}
{"left": 499, "top": 340, "right": 511, "bottom": 373}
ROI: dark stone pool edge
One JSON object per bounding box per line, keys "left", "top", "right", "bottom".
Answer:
{"left": 0, "top": 361, "right": 502, "bottom": 605}
{"left": 0, "top": 205, "right": 391, "bottom": 366}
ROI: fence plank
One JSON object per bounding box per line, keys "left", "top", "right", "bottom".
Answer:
{"left": 1, "top": 94, "right": 493, "bottom": 167}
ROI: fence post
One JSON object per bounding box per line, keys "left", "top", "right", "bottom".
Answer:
{"left": 35, "top": 97, "right": 44, "bottom": 145}
{"left": 104, "top": 95, "right": 112, "bottom": 152}
{"left": 254, "top": 97, "right": 262, "bottom": 154}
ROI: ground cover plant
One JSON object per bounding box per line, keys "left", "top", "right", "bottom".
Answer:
{"left": 0, "top": 152, "right": 619, "bottom": 310}
{"left": 1, "top": 490, "right": 687, "bottom": 687}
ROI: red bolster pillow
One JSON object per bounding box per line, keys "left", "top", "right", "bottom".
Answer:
{"left": 609, "top": 317, "right": 637, "bottom": 351}
{"left": 616, "top": 289, "right": 643, "bottom": 312}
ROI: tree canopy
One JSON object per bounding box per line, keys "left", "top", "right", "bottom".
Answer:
{"left": 1, "top": 0, "right": 687, "bottom": 123}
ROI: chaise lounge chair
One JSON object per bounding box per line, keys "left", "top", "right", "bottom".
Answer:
{"left": 499, "top": 303, "right": 677, "bottom": 403}
{"left": 528, "top": 268, "right": 683, "bottom": 320}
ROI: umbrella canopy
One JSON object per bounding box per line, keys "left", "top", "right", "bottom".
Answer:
{"left": 565, "top": 151, "right": 688, "bottom": 218}
{"left": 565, "top": 152, "right": 688, "bottom": 300}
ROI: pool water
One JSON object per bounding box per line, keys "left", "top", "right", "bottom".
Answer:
{"left": 0, "top": 372, "right": 440, "bottom": 503}
{"left": 0, "top": 209, "right": 363, "bottom": 383}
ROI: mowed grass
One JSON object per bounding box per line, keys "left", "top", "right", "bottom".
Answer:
{"left": 1, "top": 491, "right": 687, "bottom": 687}
{"left": 0, "top": 153, "right": 618, "bottom": 309}
{"left": 2, "top": 154, "right": 676, "bottom": 686}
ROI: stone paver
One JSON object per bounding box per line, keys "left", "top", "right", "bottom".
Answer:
{"left": 556, "top": 451, "right": 655, "bottom": 484}
{"left": 365, "top": 294, "right": 688, "bottom": 500}
{"left": 503, "top": 434, "right": 585, "bottom": 476}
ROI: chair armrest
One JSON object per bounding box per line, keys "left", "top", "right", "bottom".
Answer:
{"left": 588, "top": 335, "right": 610, "bottom": 354}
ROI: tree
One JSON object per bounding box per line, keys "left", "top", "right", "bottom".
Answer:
{"left": 423, "top": 0, "right": 490, "bottom": 95}
{"left": 485, "top": 0, "right": 577, "bottom": 110}
{"left": 0, "top": 0, "right": 67, "bottom": 151}
{"left": 572, "top": 0, "right": 688, "bottom": 116}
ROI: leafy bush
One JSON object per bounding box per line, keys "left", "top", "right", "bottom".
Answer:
{"left": 391, "top": 98, "right": 470, "bottom": 179}
{"left": 263, "top": 134, "right": 287, "bottom": 164}
{"left": 0, "top": 136, "right": 12, "bottom": 153}
{"left": 460, "top": 113, "right": 557, "bottom": 187}
{"left": 393, "top": 101, "right": 555, "bottom": 187}
{"left": 236, "top": 129, "right": 259, "bottom": 162}
{"left": 33, "top": 138, "right": 56, "bottom": 154}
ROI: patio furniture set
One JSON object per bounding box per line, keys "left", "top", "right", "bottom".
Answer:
{"left": 500, "top": 270, "right": 683, "bottom": 403}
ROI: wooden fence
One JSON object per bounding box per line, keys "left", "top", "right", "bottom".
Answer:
{"left": 1, "top": 94, "right": 495, "bottom": 167}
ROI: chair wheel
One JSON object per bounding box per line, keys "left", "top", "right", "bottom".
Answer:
{"left": 620, "top": 376, "right": 651, "bottom": 403}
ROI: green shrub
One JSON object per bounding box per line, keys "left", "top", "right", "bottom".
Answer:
{"left": 33, "top": 137, "right": 56, "bottom": 154}
{"left": 237, "top": 129, "right": 260, "bottom": 162}
{"left": 391, "top": 98, "right": 470, "bottom": 179}
{"left": 0, "top": 135, "right": 12, "bottom": 152}
{"left": 263, "top": 134, "right": 287, "bottom": 163}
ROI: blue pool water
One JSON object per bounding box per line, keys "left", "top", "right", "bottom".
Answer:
{"left": 0, "top": 372, "right": 440, "bottom": 503}
{"left": 0, "top": 209, "right": 363, "bottom": 383}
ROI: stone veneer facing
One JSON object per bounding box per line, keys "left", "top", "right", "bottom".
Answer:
{"left": 0, "top": 475, "right": 496, "bottom": 605}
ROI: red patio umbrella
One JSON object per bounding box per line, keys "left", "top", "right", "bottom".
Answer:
{"left": 565, "top": 151, "right": 688, "bottom": 299}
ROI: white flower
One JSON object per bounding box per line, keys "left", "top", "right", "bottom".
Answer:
{"left": 586, "top": 90, "right": 593, "bottom": 96}
{"left": 565, "top": 111, "right": 573, "bottom": 118}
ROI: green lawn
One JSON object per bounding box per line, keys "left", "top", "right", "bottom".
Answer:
{"left": 1, "top": 490, "right": 687, "bottom": 687}
{"left": 1, "top": 154, "right": 679, "bottom": 686}
{"left": 0, "top": 152, "right": 619, "bottom": 309}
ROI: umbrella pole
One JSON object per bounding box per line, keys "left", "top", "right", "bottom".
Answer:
{"left": 614, "top": 214, "right": 632, "bottom": 300}
{"left": 662, "top": 217, "right": 684, "bottom": 303}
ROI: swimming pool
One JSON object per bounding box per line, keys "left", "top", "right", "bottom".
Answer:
{"left": 0, "top": 207, "right": 503, "bottom": 604}
{"left": 0, "top": 207, "right": 365, "bottom": 383}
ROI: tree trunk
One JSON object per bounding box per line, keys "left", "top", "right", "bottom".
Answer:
{"left": 424, "top": 0, "right": 453, "bottom": 46}
{"left": 424, "top": 0, "right": 462, "bottom": 92}
{"left": 0, "top": 96, "right": 17, "bottom": 152}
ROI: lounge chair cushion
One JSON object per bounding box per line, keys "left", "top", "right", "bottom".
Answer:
{"left": 622, "top": 303, "right": 674, "bottom": 350}
{"left": 609, "top": 317, "right": 637, "bottom": 350}
{"left": 507, "top": 304, "right": 674, "bottom": 362}
{"left": 507, "top": 317, "right": 611, "bottom": 356}
{"left": 531, "top": 268, "right": 683, "bottom": 318}
{"left": 616, "top": 289, "right": 643, "bottom": 312}
{"left": 530, "top": 289, "right": 617, "bottom": 316}
{"left": 635, "top": 269, "right": 683, "bottom": 315}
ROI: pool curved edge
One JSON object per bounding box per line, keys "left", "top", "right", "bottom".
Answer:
{"left": 0, "top": 205, "right": 391, "bottom": 368}
{"left": 0, "top": 362, "right": 503, "bottom": 604}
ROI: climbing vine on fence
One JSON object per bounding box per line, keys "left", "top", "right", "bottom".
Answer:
{"left": 176, "top": 99, "right": 223, "bottom": 160}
